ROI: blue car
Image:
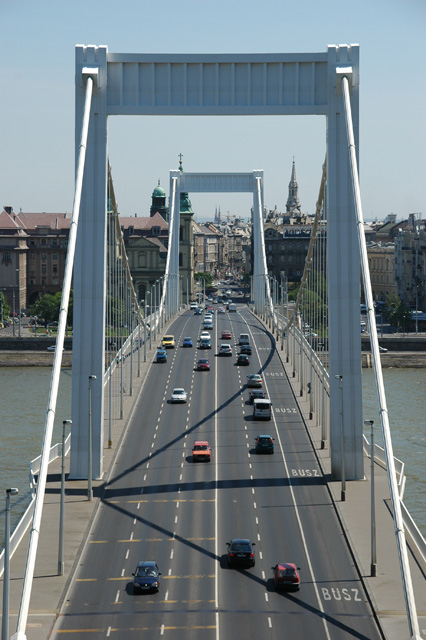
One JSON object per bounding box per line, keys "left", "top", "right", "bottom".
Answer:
{"left": 182, "top": 337, "right": 193, "bottom": 347}
{"left": 132, "top": 561, "right": 161, "bottom": 593}
{"left": 156, "top": 349, "right": 167, "bottom": 363}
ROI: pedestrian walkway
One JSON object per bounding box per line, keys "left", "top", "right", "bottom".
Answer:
{"left": 1, "top": 313, "right": 425, "bottom": 640}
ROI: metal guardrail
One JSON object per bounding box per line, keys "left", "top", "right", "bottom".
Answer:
{"left": 0, "top": 434, "right": 71, "bottom": 578}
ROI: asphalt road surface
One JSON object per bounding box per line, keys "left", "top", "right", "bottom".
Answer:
{"left": 55, "top": 304, "right": 382, "bottom": 640}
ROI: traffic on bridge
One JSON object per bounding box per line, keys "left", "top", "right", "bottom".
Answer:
{"left": 55, "top": 300, "right": 382, "bottom": 639}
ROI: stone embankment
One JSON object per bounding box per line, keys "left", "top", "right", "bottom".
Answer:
{"left": 1, "top": 337, "right": 426, "bottom": 367}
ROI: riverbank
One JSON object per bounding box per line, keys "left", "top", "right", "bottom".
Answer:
{"left": 1, "top": 349, "right": 426, "bottom": 367}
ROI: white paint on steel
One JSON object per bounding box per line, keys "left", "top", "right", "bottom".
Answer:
{"left": 12, "top": 72, "right": 96, "bottom": 640}
{"left": 341, "top": 73, "right": 421, "bottom": 640}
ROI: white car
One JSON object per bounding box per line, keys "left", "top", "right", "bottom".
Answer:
{"left": 219, "top": 344, "right": 232, "bottom": 356}
{"left": 47, "top": 345, "right": 64, "bottom": 352}
{"left": 190, "top": 302, "right": 197, "bottom": 310}
{"left": 170, "top": 388, "right": 187, "bottom": 403}
{"left": 200, "top": 331, "right": 210, "bottom": 340}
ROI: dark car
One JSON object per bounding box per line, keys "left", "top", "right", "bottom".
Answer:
{"left": 248, "top": 389, "right": 266, "bottom": 404}
{"left": 226, "top": 538, "right": 256, "bottom": 568}
{"left": 255, "top": 434, "right": 274, "bottom": 454}
{"left": 156, "top": 349, "right": 167, "bottom": 363}
{"left": 237, "top": 353, "right": 250, "bottom": 366}
{"left": 240, "top": 344, "right": 252, "bottom": 355}
{"left": 272, "top": 563, "right": 300, "bottom": 591}
{"left": 132, "top": 561, "right": 161, "bottom": 593}
{"left": 197, "top": 359, "right": 211, "bottom": 371}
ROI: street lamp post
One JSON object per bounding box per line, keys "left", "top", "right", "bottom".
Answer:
{"left": 2, "top": 487, "right": 19, "bottom": 640}
{"left": 58, "top": 419, "right": 72, "bottom": 575}
{"left": 364, "top": 419, "right": 377, "bottom": 577}
{"left": 335, "top": 375, "right": 346, "bottom": 501}
{"left": 88, "top": 375, "right": 96, "bottom": 501}
{"left": 16, "top": 268, "right": 21, "bottom": 338}
{"left": 12, "top": 286, "right": 15, "bottom": 338}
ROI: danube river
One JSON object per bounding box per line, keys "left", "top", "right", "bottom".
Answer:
{"left": 0, "top": 366, "right": 425, "bottom": 547}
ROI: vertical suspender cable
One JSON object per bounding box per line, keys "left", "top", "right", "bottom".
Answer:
{"left": 341, "top": 74, "right": 420, "bottom": 640}
{"left": 13, "top": 74, "right": 96, "bottom": 640}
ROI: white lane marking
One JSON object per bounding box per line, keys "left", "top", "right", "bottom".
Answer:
{"left": 168, "top": 568, "right": 172, "bottom": 575}
{"left": 133, "top": 518, "right": 137, "bottom": 525}
{"left": 253, "top": 502, "right": 257, "bottom": 509}
{"left": 130, "top": 532, "right": 134, "bottom": 541}
{"left": 252, "top": 322, "right": 332, "bottom": 640}
{"left": 265, "top": 593, "right": 269, "bottom": 602}
{"left": 262, "top": 570, "right": 265, "bottom": 580}
{"left": 268, "top": 618, "right": 272, "bottom": 628}
{"left": 175, "top": 515, "right": 178, "bottom": 524}
{"left": 125, "top": 549, "right": 129, "bottom": 560}
{"left": 115, "top": 590, "right": 120, "bottom": 603}
{"left": 165, "top": 590, "right": 169, "bottom": 601}
{"left": 180, "top": 473, "right": 183, "bottom": 481}
{"left": 257, "top": 533, "right": 261, "bottom": 541}
{"left": 121, "top": 568, "right": 125, "bottom": 577}
{"left": 170, "top": 549, "right": 174, "bottom": 559}
{"left": 151, "top": 442, "right": 155, "bottom": 448}
{"left": 143, "top": 474, "right": 147, "bottom": 481}
{"left": 252, "top": 488, "right": 255, "bottom": 494}
{"left": 146, "top": 462, "right": 150, "bottom": 468}
{"left": 161, "top": 624, "right": 165, "bottom": 635}
{"left": 106, "top": 626, "right": 111, "bottom": 637}
{"left": 176, "top": 501, "right": 180, "bottom": 508}
{"left": 259, "top": 551, "right": 263, "bottom": 559}
{"left": 255, "top": 517, "right": 259, "bottom": 525}
{"left": 137, "top": 502, "right": 140, "bottom": 510}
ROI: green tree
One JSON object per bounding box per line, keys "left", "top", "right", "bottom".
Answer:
{"left": 195, "top": 272, "right": 214, "bottom": 287}
{"left": 385, "top": 292, "right": 412, "bottom": 331}
{"left": 0, "top": 292, "right": 11, "bottom": 324}
{"left": 31, "top": 290, "right": 73, "bottom": 327}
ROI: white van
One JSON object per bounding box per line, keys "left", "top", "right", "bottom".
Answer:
{"left": 253, "top": 398, "right": 272, "bottom": 420}
{"left": 228, "top": 303, "right": 237, "bottom": 312}
{"left": 239, "top": 333, "right": 250, "bottom": 345}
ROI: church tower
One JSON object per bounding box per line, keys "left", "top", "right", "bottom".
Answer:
{"left": 285, "top": 160, "right": 302, "bottom": 216}
{"left": 150, "top": 180, "right": 169, "bottom": 221}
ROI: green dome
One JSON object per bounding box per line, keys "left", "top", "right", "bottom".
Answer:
{"left": 152, "top": 181, "right": 166, "bottom": 198}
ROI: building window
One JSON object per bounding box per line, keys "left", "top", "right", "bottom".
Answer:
{"left": 42, "top": 278, "right": 46, "bottom": 285}
{"left": 41, "top": 239, "right": 46, "bottom": 246}
{"left": 152, "top": 226, "right": 161, "bottom": 235}
{"left": 30, "top": 252, "right": 35, "bottom": 259}
{"left": 2, "top": 252, "right": 11, "bottom": 266}
{"left": 51, "top": 239, "right": 57, "bottom": 247}
{"left": 52, "top": 253, "right": 58, "bottom": 260}
{"left": 30, "top": 279, "right": 35, "bottom": 285}
{"left": 129, "top": 225, "right": 134, "bottom": 235}
{"left": 42, "top": 264, "right": 46, "bottom": 273}
{"left": 53, "top": 265, "right": 58, "bottom": 274}
{"left": 42, "top": 253, "right": 47, "bottom": 260}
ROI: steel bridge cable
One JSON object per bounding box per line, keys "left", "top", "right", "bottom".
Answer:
{"left": 287, "top": 157, "right": 327, "bottom": 330}
{"left": 341, "top": 72, "right": 421, "bottom": 640}
{"left": 13, "top": 72, "right": 96, "bottom": 640}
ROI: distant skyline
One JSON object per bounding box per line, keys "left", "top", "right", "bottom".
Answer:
{"left": 1, "top": 0, "right": 425, "bottom": 222}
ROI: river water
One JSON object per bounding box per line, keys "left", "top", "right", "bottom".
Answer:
{"left": 0, "top": 366, "right": 424, "bottom": 548}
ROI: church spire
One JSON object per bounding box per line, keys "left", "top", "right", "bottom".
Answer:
{"left": 286, "top": 159, "right": 302, "bottom": 216}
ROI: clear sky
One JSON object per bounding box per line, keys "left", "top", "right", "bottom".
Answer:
{"left": 1, "top": 0, "right": 425, "bottom": 223}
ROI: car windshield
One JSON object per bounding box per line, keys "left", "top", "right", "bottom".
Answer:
{"left": 259, "top": 437, "right": 271, "bottom": 443}
{"left": 173, "top": 389, "right": 184, "bottom": 395}
{"left": 194, "top": 444, "right": 208, "bottom": 450}
{"left": 136, "top": 566, "right": 157, "bottom": 577}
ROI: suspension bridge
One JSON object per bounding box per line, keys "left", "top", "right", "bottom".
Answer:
{"left": 0, "top": 44, "right": 425, "bottom": 640}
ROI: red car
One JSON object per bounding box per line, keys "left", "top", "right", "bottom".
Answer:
{"left": 192, "top": 441, "right": 211, "bottom": 462}
{"left": 272, "top": 563, "right": 300, "bottom": 591}
{"left": 221, "top": 330, "right": 232, "bottom": 339}
{"left": 197, "top": 359, "right": 210, "bottom": 371}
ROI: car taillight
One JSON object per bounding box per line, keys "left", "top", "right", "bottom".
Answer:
{"left": 249, "top": 552, "right": 254, "bottom": 558}
{"left": 229, "top": 553, "right": 234, "bottom": 557}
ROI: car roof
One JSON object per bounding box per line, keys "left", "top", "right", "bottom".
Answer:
{"left": 137, "top": 560, "right": 157, "bottom": 568}
{"left": 184, "top": 336, "right": 192, "bottom": 340}
{"left": 230, "top": 538, "right": 251, "bottom": 544}
{"left": 276, "top": 562, "right": 297, "bottom": 570}
{"left": 194, "top": 440, "right": 210, "bottom": 446}
{"left": 257, "top": 434, "right": 273, "bottom": 439}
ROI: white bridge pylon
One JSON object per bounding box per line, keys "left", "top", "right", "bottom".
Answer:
{"left": 164, "top": 170, "right": 271, "bottom": 316}
{"left": 70, "top": 43, "right": 363, "bottom": 489}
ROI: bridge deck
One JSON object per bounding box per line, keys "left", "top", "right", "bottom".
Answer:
{"left": 2, "top": 309, "right": 425, "bottom": 640}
